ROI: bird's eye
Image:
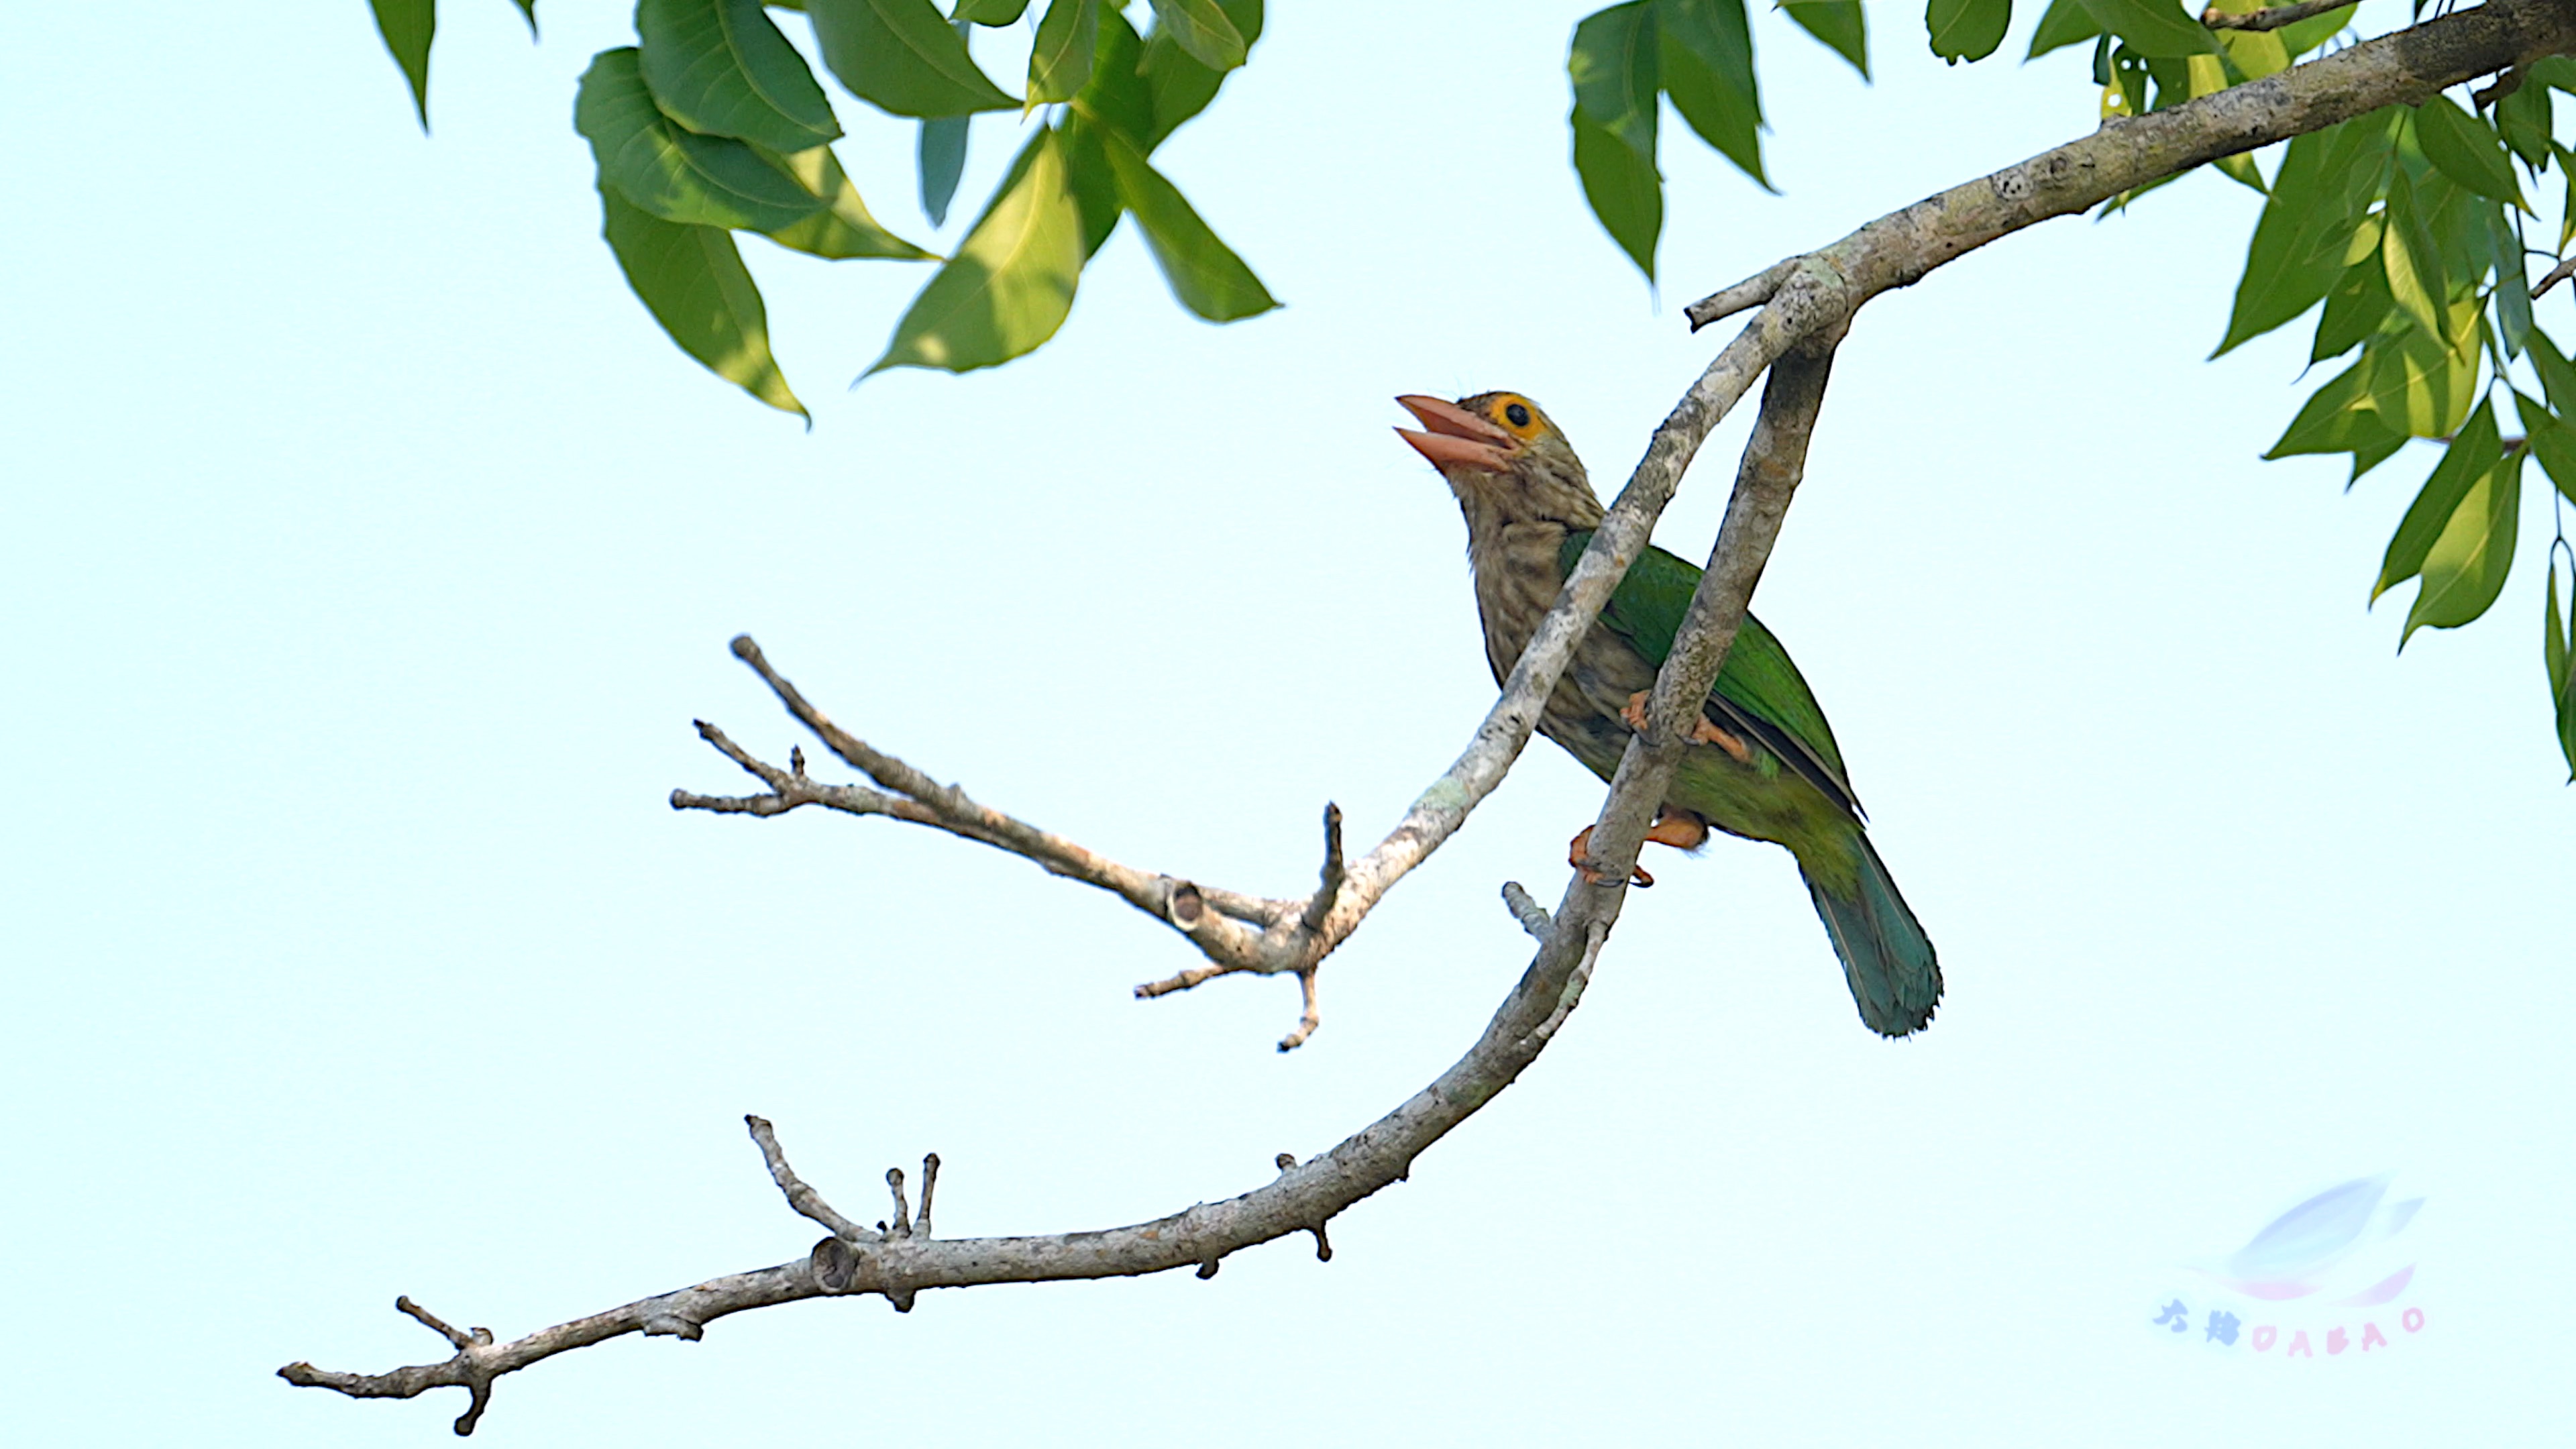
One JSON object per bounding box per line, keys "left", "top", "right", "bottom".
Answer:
{"left": 1504, "top": 402, "right": 1532, "bottom": 429}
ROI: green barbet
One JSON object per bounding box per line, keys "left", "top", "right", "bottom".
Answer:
{"left": 1395, "top": 390, "right": 1942, "bottom": 1038}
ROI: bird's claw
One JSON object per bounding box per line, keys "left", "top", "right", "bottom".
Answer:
{"left": 1567, "top": 825, "right": 1656, "bottom": 888}
{"left": 1620, "top": 691, "right": 1752, "bottom": 764}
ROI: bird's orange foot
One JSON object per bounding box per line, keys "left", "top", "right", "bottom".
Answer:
{"left": 1567, "top": 809, "right": 1710, "bottom": 888}
{"left": 1620, "top": 690, "right": 1754, "bottom": 764}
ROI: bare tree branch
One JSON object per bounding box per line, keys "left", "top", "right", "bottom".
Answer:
{"left": 2202, "top": 0, "right": 2353, "bottom": 33}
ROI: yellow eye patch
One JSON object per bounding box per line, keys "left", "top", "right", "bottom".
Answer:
{"left": 1487, "top": 393, "right": 1544, "bottom": 438}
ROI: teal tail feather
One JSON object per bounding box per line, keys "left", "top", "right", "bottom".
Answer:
{"left": 1801, "top": 837, "right": 1942, "bottom": 1038}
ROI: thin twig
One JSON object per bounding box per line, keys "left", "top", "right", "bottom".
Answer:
{"left": 1500, "top": 881, "right": 1554, "bottom": 939}
{"left": 746, "top": 1116, "right": 877, "bottom": 1244}
{"left": 2202, "top": 0, "right": 2351, "bottom": 32}
{"left": 2534, "top": 254, "right": 2576, "bottom": 297}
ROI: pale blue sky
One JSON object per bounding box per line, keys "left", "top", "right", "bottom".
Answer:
{"left": 4, "top": 3, "right": 2568, "bottom": 1444}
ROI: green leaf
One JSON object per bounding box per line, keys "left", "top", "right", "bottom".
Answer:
{"left": 1658, "top": 3, "right": 1768, "bottom": 188}
{"left": 2362, "top": 295, "right": 2481, "bottom": 438}
{"left": 2379, "top": 170, "right": 2448, "bottom": 342}
{"left": 1028, "top": 0, "right": 1099, "bottom": 103}
{"left": 2026, "top": 0, "right": 2100, "bottom": 59}
{"left": 370, "top": 0, "right": 435, "bottom": 128}
{"left": 2312, "top": 242, "right": 2392, "bottom": 363}
{"left": 2072, "top": 0, "right": 2214, "bottom": 57}
{"left": 1140, "top": 0, "right": 1259, "bottom": 147}
{"left": 2412, "top": 94, "right": 2524, "bottom": 209}
{"left": 1147, "top": 0, "right": 1248, "bottom": 71}
{"left": 808, "top": 0, "right": 1018, "bottom": 117}
{"left": 2273, "top": 1, "right": 2353, "bottom": 54}
{"left": 637, "top": 0, "right": 841, "bottom": 155}
{"left": 1780, "top": 0, "right": 1868, "bottom": 77}
{"left": 919, "top": 115, "right": 969, "bottom": 226}
{"left": 761, "top": 143, "right": 937, "bottom": 258}
{"left": 2265, "top": 358, "right": 2400, "bottom": 458}
{"left": 2546, "top": 554, "right": 2576, "bottom": 777}
{"left": 597, "top": 182, "right": 805, "bottom": 417}
{"left": 2528, "top": 329, "right": 2576, "bottom": 417}
{"left": 578, "top": 49, "right": 829, "bottom": 232}
{"left": 1095, "top": 124, "right": 1276, "bottom": 320}
{"left": 2497, "top": 77, "right": 2553, "bottom": 168}
{"left": 1067, "top": 11, "right": 1150, "bottom": 252}
{"left": 2514, "top": 388, "right": 2576, "bottom": 504}
{"left": 953, "top": 0, "right": 1029, "bottom": 21}
{"left": 2374, "top": 395, "right": 2498, "bottom": 600}
{"left": 1571, "top": 3, "right": 1661, "bottom": 158}
{"left": 510, "top": 0, "right": 538, "bottom": 39}
{"left": 2216, "top": 116, "right": 2394, "bottom": 356}
{"left": 869, "top": 127, "right": 1086, "bottom": 375}
{"left": 2493, "top": 208, "right": 2533, "bottom": 361}
{"left": 2200, "top": 0, "right": 2288, "bottom": 77}
{"left": 2403, "top": 444, "right": 2520, "bottom": 641}
{"left": 1572, "top": 107, "right": 1662, "bottom": 280}
{"left": 1927, "top": 0, "right": 2010, "bottom": 64}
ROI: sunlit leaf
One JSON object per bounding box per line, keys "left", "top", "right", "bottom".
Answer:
{"left": 869, "top": 127, "right": 1085, "bottom": 375}
{"left": 2216, "top": 116, "right": 2394, "bottom": 356}
{"left": 1148, "top": 0, "right": 1248, "bottom": 70}
{"left": 637, "top": 0, "right": 841, "bottom": 155}
{"left": 2412, "top": 94, "right": 2525, "bottom": 209}
{"left": 1067, "top": 12, "right": 1151, "bottom": 253}
{"left": 2273, "top": 1, "right": 2353, "bottom": 54}
{"left": 808, "top": 0, "right": 1018, "bottom": 117}
{"left": 2403, "top": 445, "right": 2520, "bottom": 642}
{"left": 2362, "top": 295, "right": 2481, "bottom": 437}
{"left": 370, "top": 0, "right": 435, "bottom": 128}
{"left": 2026, "top": 0, "right": 2100, "bottom": 59}
{"left": 1028, "top": 0, "right": 1099, "bottom": 103}
{"left": 2071, "top": 0, "right": 2214, "bottom": 58}
{"left": 597, "top": 182, "right": 806, "bottom": 417}
{"left": 953, "top": 0, "right": 1029, "bottom": 21}
{"left": 2374, "top": 394, "right": 2498, "bottom": 600}
{"left": 578, "top": 49, "right": 828, "bottom": 231}
{"left": 2312, "top": 242, "right": 2392, "bottom": 363}
{"left": 1927, "top": 0, "right": 2010, "bottom": 64}
{"left": 1781, "top": 0, "right": 1868, "bottom": 76}
{"left": 1095, "top": 123, "right": 1276, "bottom": 320}
{"left": 2204, "top": 0, "right": 2288, "bottom": 77}
{"left": 2265, "top": 358, "right": 2400, "bottom": 458}
{"left": 2379, "top": 170, "right": 2447, "bottom": 342}
{"left": 762, "top": 143, "right": 936, "bottom": 258}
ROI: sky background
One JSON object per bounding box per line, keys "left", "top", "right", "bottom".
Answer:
{"left": 5, "top": 2, "right": 2569, "bottom": 1444}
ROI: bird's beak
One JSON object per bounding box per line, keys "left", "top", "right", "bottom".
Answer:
{"left": 1395, "top": 394, "right": 1515, "bottom": 472}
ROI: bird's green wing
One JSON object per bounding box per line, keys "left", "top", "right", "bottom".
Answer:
{"left": 1562, "top": 531, "right": 1860, "bottom": 815}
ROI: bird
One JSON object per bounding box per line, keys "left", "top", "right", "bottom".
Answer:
{"left": 1394, "top": 390, "right": 1941, "bottom": 1037}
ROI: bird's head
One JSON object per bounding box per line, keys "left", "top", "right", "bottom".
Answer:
{"left": 1395, "top": 391, "right": 1605, "bottom": 532}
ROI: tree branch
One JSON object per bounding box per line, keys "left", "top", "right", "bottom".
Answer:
{"left": 2202, "top": 0, "right": 2353, "bottom": 33}
{"left": 1686, "top": 0, "right": 2576, "bottom": 333}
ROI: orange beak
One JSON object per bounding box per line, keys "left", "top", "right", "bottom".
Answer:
{"left": 1395, "top": 394, "right": 1515, "bottom": 472}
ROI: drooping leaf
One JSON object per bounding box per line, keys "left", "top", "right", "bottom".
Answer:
{"left": 2404, "top": 445, "right": 2520, "bottom": 642}
{"left": 1927, "top": 0, "right": 2010, "bottom": 64}
{"left": 510, "top": 0, "right": 538, "bottom": 38}
{"left": 2025, "top": 0, "right": 2100, "bottom": 59}
{"left": 762, "top": 143, "right": 936, "bottom": 258}
{"left": 1658, "top": 0, "right": 1768, "bottom": 188}
{"left": 1095, "top": 125, "right": 1276, "bottom": 320}
{"left": 2497, "top": 78, "right": 2553, "bottom": 169}
{"left": 1780, "top": 0, "right": 1868, "bottom": 77}
{"left": 1147, "top": 0, "right": 1248, "bottom": 70}
{"left": 578, "top": 49, "right": 828, "bottom": 232}
{"left": 2072, "top": 0, "right": 2215, "bottom": 57}
{"left": 1028, "top": 0, "right": 1100, "bottom": 103}
{"left": 2532, "top": 329, "right": 2576, "bottom": 419}
{"left": 2492, "top": 207, "right": 2533, "bottom": 360}
{"left": 808, "top": 0, "right": 1018, "bottom": 117}
{"left": 2374, "top": 395, "right": 2498, "bottom": 600}
{"left": 919, "top": 115, "right": 969, "bottom": 225}
{"left": 1571, "top": 3, "right": 1661, "bottom": 157}
{"left": 1065, "top": 11, "right": 1152, "bottom": 253}
{"left": 2311, "top": 239, "right": 2392, "bottom": 364}
{"left": 869, "top": 127, "right": 1086, "bottom": 375}
{"left": 1140, "top": 0, "right": 1259, "bottom": 147}
{"left": 597, "top": 182, "right": 806, "bottom": 417}
{"left": 370, "top": 0, "right": 435, "bottom": 128}
{"left": 2546, "top": 554, "right": 2576, "bottom": 777}
{"left": 2362, "top": 295, "right": 2481, "bottom": 438}
{"left": 2216, "top": 115, "right": 2395, "bottom": 356}
{"left": 2412, "top": 94, "right": 2524, "bottom": 209}
{"left": 1572, "top": 107, "right": 1662, "bottom": 280}
{"left": 2265, "top": 358, "right": 2401, "bottom": 459}
{"left": 637, "top": 0, "right": 841, "bottom": 155}
{"left": 2514, "top": 389, "right": 2576, "bottom": 504}
{"left": 953, "top": 0, "right": 1029, "bottom": 21}
{"left": 2379, "top": 171, "right": 2449, "bottom": 343}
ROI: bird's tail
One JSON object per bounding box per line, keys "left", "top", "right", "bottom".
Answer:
{"left": 1801, "top": 836, "right": 1942, "bottom": 1038}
